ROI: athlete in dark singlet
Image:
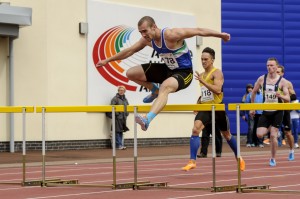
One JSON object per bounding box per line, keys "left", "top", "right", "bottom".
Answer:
{"left": 250, "top": 58, "right": 290, "bottom": 167}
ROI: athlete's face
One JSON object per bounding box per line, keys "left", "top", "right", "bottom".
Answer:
{"left": 138, "top": 21, "right": 156, "bottom": 42}
{"left": 201, "top": 52, "right": 214, "bottom": 69}
{"left": 276, "top": 68, "right": 284, "bottom": 76}
{"left": 266, "top": 60, "right": 278, "bottom": 74}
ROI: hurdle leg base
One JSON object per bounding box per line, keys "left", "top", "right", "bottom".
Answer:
{"left": 239, "top": 184, "right": 270, "bottom": 193}
{"left": 22, "top": 178, "right": 61, "bottom": 186}
{"left": 212, "top": 184, "right": 247, "bottom": 192}
{"left": 134, "top": 182, "right": 168, "bottom": 190}
{"left": 113, "top": 181, "right": 150, "bottom": 189}
{"left": 45, "top": 179, "right": 79, "bottom": 186}
{"left": 22, "top": 179, "right": 79, "bottom": 187}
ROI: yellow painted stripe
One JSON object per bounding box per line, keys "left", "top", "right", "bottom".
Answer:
{"left": 228, "top": 103, "right": 300, "bottom": 111}
{"left": 0, "top": 106, "right": 34, "bottom": 113}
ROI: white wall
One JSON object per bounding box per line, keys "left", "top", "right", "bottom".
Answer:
{"left": 0, "top": 0, "right": 222, "bottom": 142}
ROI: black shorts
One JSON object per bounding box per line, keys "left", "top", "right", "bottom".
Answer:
{"left": 141, "top": 63, "right": 193, "bottom": 91}
{"left": 195, "top": 111, "right": 230, "bottom": 132}
{"left": 257, "top": 111, "right": 284, "bottom": 129}
{"left": 282, "top": 110, "right": 291, "bottom": 131}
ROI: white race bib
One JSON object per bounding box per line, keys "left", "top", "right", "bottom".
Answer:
{"left": 264, "top": 84, "right": 278, "bottom": 103}
{"left": 200, "top": 86, "right": 214, "bottom": 102}
{"left": 160, "top": 53, "right": 179, "bottom": 70}
{"left": 264, "top": 90, "right": 278, "bottom": 103}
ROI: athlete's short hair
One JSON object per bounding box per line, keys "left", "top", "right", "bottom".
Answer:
{"left": 138, "top": 16, "right": 156, "bottom": 27}
{"left": 202, "top": 47, "right": 215, "bottom": 59}
{"left": 267, "top": 57, "right": 279, "bottom": 66}
{"left": 278, "top": 65, "right": 285, "bottom": 73}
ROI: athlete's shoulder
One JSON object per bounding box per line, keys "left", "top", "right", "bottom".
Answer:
{"left": 212, "top": 68, "right": 223, "bottom": 76}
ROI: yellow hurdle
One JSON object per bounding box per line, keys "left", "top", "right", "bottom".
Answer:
{"left": 127, "top": 104, "right": 225, "bottom": 112}
{"left": 228, "top": 103, "right": 300, "bottom": 111}
{"left": 228, "top": 103, "right": 299, "bottom": 193}
{"left": 35, "top": 105, "right": 124, "bottom": 113}
{"left": 34, "top": 104, "right": 224, "bottom": 190}
{"left": 0, "top": 106, "right": 34, "bottom": 113}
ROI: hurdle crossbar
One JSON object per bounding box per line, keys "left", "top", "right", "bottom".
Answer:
{"left": 0, "top": 106, "right": 34, "bottom": 113}
{"left": 228, "top": 103, "right": 300, "bottom": 111}
{"left": 127, "top": 104, "right": 225, "bottom": 112}
{"left": 35, "top": 105, "right": 124, "bottom": 113}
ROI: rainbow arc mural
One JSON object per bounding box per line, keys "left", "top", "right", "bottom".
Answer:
{"left": 93, "top": 25, "right": 140, "bottom": 91}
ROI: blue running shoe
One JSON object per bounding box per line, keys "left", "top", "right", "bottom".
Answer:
{"left": 288, "top": 151, "right": 295, "bottom": 161}
{"left": 143, "top": 93, "right": 158, "bottom": 103}
{"left": 135, "top": 114, "right": 149, "bottom": 131}
{"left": 269, "top": 158, "right": 276, "bottom": 167}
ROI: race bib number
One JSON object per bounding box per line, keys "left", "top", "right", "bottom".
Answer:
{"left": 200, "top": 86, "right": 214, "bottom": 102}
{"left": 160, "top": 53, "right": 179, "bottom": 70}
{"left": 264, "top": 91, "right": 278, "bottom": 103}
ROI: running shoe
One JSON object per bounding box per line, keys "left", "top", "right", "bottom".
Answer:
{"left": 143, "top": 93, "right": 158, "bottom": 103}
{"left": 135, "top": 114, "right": 149, "bottom": 131}
{"left": 143, "top": 83, "right": 159, "bottom": 103}
{"left": 295, "top": 143, "right": 299, "bottom": 148}
{"left": 240, "top": 157, "right": 246, "bottom": 171}
{"left": 263, "top": 138, "right": 270, "bottom": 145}
{"left": 288, "top": 151, "right": 295, "bottom": 161}
{"left": 269, "top": 158, "right": 276, "bottom": 167}
{"left": 181, "top": 160, "right": 196, "bottom": 171}
{"left": 282, "top": 140, "right": 286, "bottom": 146}
{"left": 197, "top": 153, "right": 207, "bottom": 158}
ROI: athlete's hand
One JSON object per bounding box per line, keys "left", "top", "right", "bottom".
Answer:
{"left": 221, "top": 32, "right": 230, "bottom": 42}
{"left": 96, "top": 60, "right": 108, "bottom": 68}
{"left": 249, "top": 110, "right": 255, "bottom": 118}
{"left": 275, "top": 92, "right": 282, "bottom": 98}
{"left": 195, "top": 71, "right": 204, "bottom": 83}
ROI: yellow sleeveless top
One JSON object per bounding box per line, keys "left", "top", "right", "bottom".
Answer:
{"left": 199, "top": 67, "right": 223, "bottom": 104}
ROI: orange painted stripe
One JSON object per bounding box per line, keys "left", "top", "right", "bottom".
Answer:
{"left": 105, "top": 27, "right": 124, "bottom": 73}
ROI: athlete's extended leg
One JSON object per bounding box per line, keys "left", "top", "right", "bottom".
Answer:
{"left": 222, "top": 130, "right": 245, "bottom": 171}
{"left": 257, "top": 126, "right": 276, "bottom": 166}
{"left": 182, "top": 119, "right": 204, "bottom": 171}
{"left": 285, "top": 130, "right": 295, "bottom": 161}
{"left": 135, "top": 77, "right": 178, "bottom": 131}
{"left": 285, "top": 130, "right": 295, "bottom": 150}
{"left": 269, "top": 127, "right": 278, "bottom": 166}
{"left": 126, "top": 65, "right": 156, "bottom": 94}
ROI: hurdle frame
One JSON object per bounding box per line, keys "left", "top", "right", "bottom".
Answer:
{"left": 126, "top": 104, "right": 229, "bottom": 191}
{"left": 35, "top": 105, "right": 127, "bottom": 188}
{"left": 228, "top": 103, "right": 300, "bottom": 194}
{"left": 0, "top": 106, "right": 34, "bottom": 186}
{"left": 33, "top": 104, "right": 227, "bottom": 190}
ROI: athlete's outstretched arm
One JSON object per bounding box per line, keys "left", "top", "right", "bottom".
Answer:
{"left": 166, "top": 28, "right": 230, "bottom": 43}
{"left": 96, "top": 38, "right": 148, "bottom": 67}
